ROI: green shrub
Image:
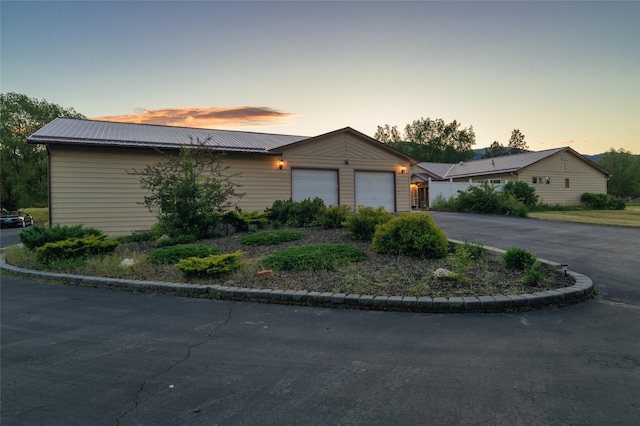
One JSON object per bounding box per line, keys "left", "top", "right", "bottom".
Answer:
{"left": 265, "top": 199, "right": 294, "bottom": 222}
{"left": 344, "top": 206, "right": 393, "bottom": 241}
{"left": 115, "top": 232, "right": 155, "bottom": 244}
{"left": 175, "top": 251, "right": 244, "bottom": 278}
{"left": 265, "top": 198, "right": 326, "bottom": 227}
{"left": 35, "top": 234, "right": 118, "bottom": 264}
{"left": 154, "top": 234, "right": 197, "bottom": 248}
{"left": 240, "top": 230, "right": 306, "bottom": 246}
{"left": 503, "top": 247, "right": 537, "bottom": 270}
{"left": 431, "top": 194, "right": 456, "bottom": 210}
{"left": 222, "top": 210, "right": 269, "bottom": 232}
{"left": 321, "top": 205, "right": 351, "bottom": 229}
{"left": 500, "top": 193, "right": 529, "bottom": 217}
{"left": 148, "top": 244, "right": 220, "bottom": 264}
{"left": 455, "top": 183, "right": 503, "bottom": 214}
{"left": 239, "top": 211, "right": 269, "bottom": 228}
{"left": 456, "top": 239, "right": 484, "bottom": 260}
{"left": 580, "top": 193, "right": 626, "bottom": 210}
{"left": 521, "top": 268, "right": 543, "bottom": 286}
{"left": 503, "top": 181, "right": 539, "bottom": 208}
{"left": 20, "top": 224, "right": 103, "bottom": 251}
{"left": 372, "top": 213, "right": 449, "bottom": 259}
{"left": 262, "top": 243, "right": 366, "bottom": 271}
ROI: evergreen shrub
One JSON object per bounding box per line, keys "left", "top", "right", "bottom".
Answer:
{"left": 148, "top": 244, "right": 220, "bottom": 264}
{"left": 175, "top": 251, "right": 244, "bottom": 278}
{"left": 239, "top": 230, "right": 306, "bottom": 246}
{"left": 35, "top": 234, "right": 118, "bottom": 264}
{"left": 372, "top": 213, "right": 449, "bottom": 259}
{"left": 321, "top": 205, "right": 351, "bottom": 229}
{"left": 344, "top": 206, "right": 393, "bottom": 241}
{"left": 503, "top": 247, "right": 537, "bottom": 270}
{"left": 262, "top": 244, "right": 366, "bottom": 271}
{"left": 20, "top": 224, "right": 103, "bottom": 251}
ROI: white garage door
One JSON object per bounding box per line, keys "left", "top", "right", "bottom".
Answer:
{"left": 292, "top": 169, "right": 339, "bottom": 206}
{"left": 355, "top": 171, "right": 395, "bottom": 211}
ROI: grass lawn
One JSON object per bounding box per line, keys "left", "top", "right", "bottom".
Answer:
{"left": 20, "top": 207, "right": 49, "bottom": 225}
{"left": 528, "top": 204, "right": 640, "bottom": 227}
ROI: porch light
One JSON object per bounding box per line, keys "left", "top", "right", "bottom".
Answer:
{"left": 401, "top": 166, "right": 406, "bottom": 174}
{"left": 279, "top": 159, "right": 284, "bottom": 170}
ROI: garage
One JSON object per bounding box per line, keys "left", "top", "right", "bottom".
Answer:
{"left": 355, "top": 171, "right": 395, "bottom": 211}
{"left": 292, "top": 169, "right": 339, "bottom": 206}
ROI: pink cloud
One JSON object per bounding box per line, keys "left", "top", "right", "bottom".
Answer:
{"left": 91, "top": 106, "right": 295, "bottom": 128}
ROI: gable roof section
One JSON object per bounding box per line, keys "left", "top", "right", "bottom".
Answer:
{"left": 276, "top": 126, "right": 419, "bottom": 164}
{"left": 415, "top": 147, "right": 612, "bottom": 180}
{"left": 28, "top": 118, "right": 308, "bottom": 154}
{"left": 413, "top": 162, "right": 456, "bottom": 180}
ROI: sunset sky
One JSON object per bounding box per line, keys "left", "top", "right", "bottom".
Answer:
{"left": 2, "top": 1, "right": 638, "bottom": 155}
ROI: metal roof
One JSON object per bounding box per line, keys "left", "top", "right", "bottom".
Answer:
{"left": 28, "top": 118, "right": 308, "bottom": 153}
{"left": 415, "top": 147, "right": 611, "bottom": 180}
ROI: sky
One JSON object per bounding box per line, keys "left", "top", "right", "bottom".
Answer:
{"left": 1, "top": 1, "right": 638, "bottom": 155}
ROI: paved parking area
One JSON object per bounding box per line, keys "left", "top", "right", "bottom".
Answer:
{"left": 2, "top": 214, "right": 639, "bottom": 425}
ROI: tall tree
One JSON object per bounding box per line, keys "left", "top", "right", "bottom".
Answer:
{"left": 375, "top": 117, "right": 476, "bottom": 163}
{"left": 507, "top": 129, "right": 528, "bottom": 154}
{"left": 482, "top": 141, "right": 509, "bottom": 159}
{"left": 373, "top": 124, "right": 401, "bottom": 143}
{"left": 1, "top": 93, "right": 85, "bottom": 209}
{"left": 597, "top": 148, "right": 640, "bottom": 199}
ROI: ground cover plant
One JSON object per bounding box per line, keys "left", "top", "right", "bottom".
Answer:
{"left": 239, "top": 230, "right": 306, "bottom": 246}
{"left": 261, "top": 243, "right": 367, "bottom": 271}
{"left": 148, "top": 244, "right": 220, "bottom": 264}
{"left": 4, "top": 223, "right": 573, "bottom": 298}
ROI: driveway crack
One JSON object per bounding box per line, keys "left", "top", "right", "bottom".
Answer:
{"left": 115, "top": 305, "right": 233, "bottom": 425}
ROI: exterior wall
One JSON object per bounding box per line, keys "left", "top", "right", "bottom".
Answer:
{"left": 517, "top": 151, "right": 607, "bottom": 205}
{"left": 279, "top": 132, "right": 412, "bottom": 212}
{"left": 48, "top": 146, "right": 286, "bottom": 236}
{"left": 48, "top": 146, "right": 160, "bottom": 236}
{"left": 48, "top": 131, "right": 412, "bottom": 236}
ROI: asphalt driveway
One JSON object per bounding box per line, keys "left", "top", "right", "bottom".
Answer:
{"left": 2, "top": 214, "right": 639, "bottom": 425}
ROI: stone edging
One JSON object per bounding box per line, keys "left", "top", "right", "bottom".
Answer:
{"left": 0, "top": 241, "right": 594, "bottom": 313}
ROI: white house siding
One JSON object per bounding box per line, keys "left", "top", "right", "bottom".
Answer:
{"left": 517, "top": 151, "right": 607, "bottom": 205}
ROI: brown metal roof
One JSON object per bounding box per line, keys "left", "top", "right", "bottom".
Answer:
{"left": 28, "top": 118, "right": 308, "bottom": 153}
{"left": 415, "top": 147, "right": 612, "bottom": 180}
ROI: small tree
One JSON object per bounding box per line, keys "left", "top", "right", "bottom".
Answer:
{"left": 129, "top": 138, "right": 243, "bottom": 239}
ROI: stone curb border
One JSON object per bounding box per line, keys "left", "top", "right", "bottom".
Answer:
{"left": 0, "top": 240, "right": 594, "bottom": 313}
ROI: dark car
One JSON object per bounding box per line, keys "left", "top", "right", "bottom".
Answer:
{"left": 0, "top": 211, "right": 34, "bottom": 228}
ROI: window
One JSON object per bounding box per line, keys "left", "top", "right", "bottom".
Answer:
{"left": 532, "top": 176, "right": 551, "bottom": 185}
{"left": 565, "top": 178, "right": 570, "bottom": 188}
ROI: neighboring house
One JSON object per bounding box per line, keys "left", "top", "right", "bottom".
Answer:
{"left": 411, "top": 147, "right": 612, "bottom": 208}
{"left": 28, "top": 118, "right": 416, "bottom": 236}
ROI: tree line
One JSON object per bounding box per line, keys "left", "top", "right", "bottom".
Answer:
{"left": 1, "top": 93, "right": 85, "bottom": 210}
{"left": 1, "top": 93, "right": 638, "bottom": 211}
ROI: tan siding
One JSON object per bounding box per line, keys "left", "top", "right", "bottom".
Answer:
{"left": 518, "top": 151, "right": 607, "bottom": 205}
{"left": 50, "top": 146, "right": 160, "bottom": 236}
{"left": 280, "top": 133, "right": 411, "bottom": 211}
{"left": 221, "top": 154, "right": 291, "bottom": 211}
{"left": 48, "top": 130, "right": 412, "bottom": 236}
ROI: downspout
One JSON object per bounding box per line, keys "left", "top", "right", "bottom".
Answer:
{"left": 46, "top": 144, "right": 52, "bottom": 227}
